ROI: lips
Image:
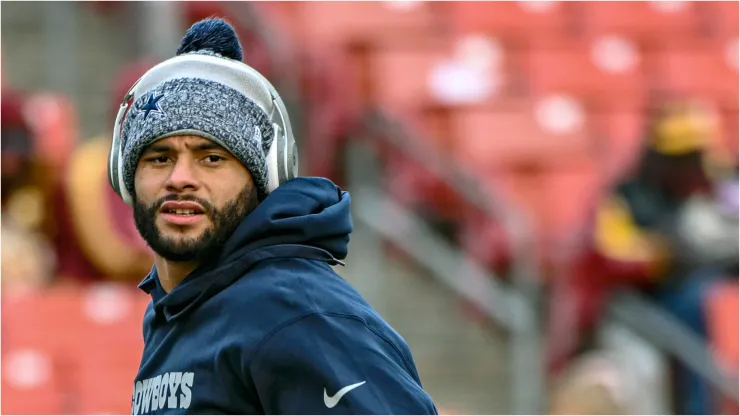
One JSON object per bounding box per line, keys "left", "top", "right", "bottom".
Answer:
{"left": 159, "top": 201, "right": 205, "bottom": 216}
{"left": 159, "top": 201, "right": 206, "bottom": 226}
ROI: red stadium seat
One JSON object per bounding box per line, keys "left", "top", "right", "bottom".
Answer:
{"left": 291, "top": 1, "right": 442, "bottom": 48}
{"left": 538, "top": 165, "right": 602, "bottom": 249}
{"left": 590, "top": 110, "right": 647, "bottom": 182}
{"left": 459, "top": 164, "right": 602, "bottom": 278}
{"left": 705, "top": 280, "right": 739, "bottom": 369}
{"left": 576, "top": 1, "right": 701, "bottom": 49}
{"left": 523, "top": 37, "right": 647, "bottom": 111}
{"left": 2, "top": 286, "right": 85, "bottom": 357}
{"left": 2, "top": 290, "right": 73, "bottom": 414}
{"left": 447, "top": 1, "right": 574, "bottom": 46}
{"left": 649, "top": 43, "right": 739, "bottom": 111}
{"left": 697, "top": 1, "right": 739, "bottom": 42}
{"left": 2, "top": 284, "right": 150, "bottom": 414}
{"left": 704, "top": 280, "right": 739, "bottom": 415}
{"left": 369, "top": 44, "right": 450, "bottom": 111}
{"left": 369, "top": 35, "right": 521, "bottom": 111}
{"left": 2, "top": 347, "right": 65, "bottom": 415}
{"left": 72, "top": 285, "right": 149, "bottom": 414}
{"left": 719, "top": 110, "right": 739, "bottom": 157}
{"left": 450, "top": 97, "right": 593, "bottom": 171}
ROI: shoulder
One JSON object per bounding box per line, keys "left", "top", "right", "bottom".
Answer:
{"left": 251, "top": 311, "right": 419, "bottom": 377}
{"left": 226, "top": 256, "right": 370, "bottom": 318}
{"left": 218, "top": 256, "right": 408, "bottom": 356}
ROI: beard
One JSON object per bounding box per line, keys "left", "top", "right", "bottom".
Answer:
{"left": 133, "top": 186, "right": 259, "bottom": 264}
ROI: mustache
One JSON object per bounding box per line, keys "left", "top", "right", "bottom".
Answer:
{"left": 153, "top": 194, "right": 214, "bottom": 214}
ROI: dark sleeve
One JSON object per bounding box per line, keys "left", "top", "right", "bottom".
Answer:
{"left": 249, "top": 313, "right": 438, "bottom": 415}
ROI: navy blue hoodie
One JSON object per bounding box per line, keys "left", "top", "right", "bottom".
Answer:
{"left": 131, "top": 177, "right": 437, "bottom": 415}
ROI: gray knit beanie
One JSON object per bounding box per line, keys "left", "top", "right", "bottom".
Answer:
{"left": 120, "top": 18, "right": 275, "bottom": 200}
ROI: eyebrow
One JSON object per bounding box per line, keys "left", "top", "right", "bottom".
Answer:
{"left": 190, "top": 142, "right": 224, "bottom": 152}
{"left": 144, "top": 143, "right": 172, "bottom": 154}
{"left": 143, "top": 141, "right": 225, "bottom": 154}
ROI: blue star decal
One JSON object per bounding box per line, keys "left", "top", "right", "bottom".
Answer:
{"left": 134, "top": 92, "right": 165, "bottom": 119}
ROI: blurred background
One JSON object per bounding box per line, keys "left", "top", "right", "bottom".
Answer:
{"left": 1, "top": 1, "right": 738, "bottom": 414}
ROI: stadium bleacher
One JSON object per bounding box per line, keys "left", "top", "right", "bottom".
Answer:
{"left": 2, "top": 1, "right": 737, "bottom": 414}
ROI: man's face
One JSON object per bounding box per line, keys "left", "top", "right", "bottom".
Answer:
{"left": 133, "top": 135, "right": 259, "bottom": 263}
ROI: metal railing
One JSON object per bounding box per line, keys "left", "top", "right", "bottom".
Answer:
{"left": 224, "top": 3, "right": 738, "bottom": 412}
{"left": 348, "top": 109, "right": 545, "bottom": 414}
{"left": 607, "top": 289, "right": 740, "bottom": 403}
{"left": 348, "top": 109, "right": 739, "bottom": 414}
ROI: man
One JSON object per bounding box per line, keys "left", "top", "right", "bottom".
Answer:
{"left": 1, "top": 90, "right": 56, "bottom": 294}
{"left": 552, "top": 100, "right": 736, "bottom": 415}
{"left": 116, "top": 18, "right": 437, "bottom": 415}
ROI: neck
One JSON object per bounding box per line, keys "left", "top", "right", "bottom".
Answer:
{"left": 154, "top": 256, "right": 200, "bottom": 293}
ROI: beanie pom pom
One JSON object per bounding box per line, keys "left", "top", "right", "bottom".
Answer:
{"left": 176, "top": 18, "right": 242, "bottom": 61}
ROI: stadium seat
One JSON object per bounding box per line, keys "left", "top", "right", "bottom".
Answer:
{"left": 369, "top": 34, "right": 521, "bottom": 111}
{"left": 369, "top": 44, "right": 451, "bottom": 111}
{"left": 2, "top": 284, "right": 149, "bottom": 414}
{"left": 696, "top": 1, "right": 739, "bottom": 42}
{"left": 290, "top": 1, "right": 442, "bottom": 48}
{"left": 2, "top": 290, "right": 74, "bottom": 414}
{"left": 589, "top": 110, "right": 647, "bottom": 182}
{"left": 2, "top": 286, "right": 84, "bottom": 357}
{"left": 522, "top": 37, "right": 648, "bottom": 111}
{"left": 72, "top": 285, "right": 149, "bottom": 414}
{"left": 575, "top": 1, "right": 701, "bottom": 49}
{"left": 458, "top": 162, "right": 602, "bottom": 278}
{"left": 705, "top": 281, "right": 739, "bottom": 369}
{"left": 648, "top": 43, "right": 739, "bottom": 111}
{"left": 447, "top": 1, "right": 575, "bottom": 46}
{"left": 538, "top": 165, "right": 603, "bottom": 250}
{"left": 450, "top": 97, "right": 593, "bottom": 171}
{"left": 719, "top": 110, "right": 739, "bottom": 157}
{"left": 2, "top": 347, "right": 65, "bottom": 414}
{"left": 704, "top": 280, "right": 739, "bottom": 415}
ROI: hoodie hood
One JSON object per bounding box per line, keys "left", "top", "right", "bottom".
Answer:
{"left": 138, "top": 177, "right": 353, "bottom": 321}
{"left": 219, "top": 176, "right": 352, "bottom": 264}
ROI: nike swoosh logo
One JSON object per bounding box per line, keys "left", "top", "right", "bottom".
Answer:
{"left": 323, "top": 381, "right": 366, "bottom": 408}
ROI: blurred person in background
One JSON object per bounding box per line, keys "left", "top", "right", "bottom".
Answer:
{"left": 584, "top": 100, "right": 738, "bottom": 414}
{"left": 119, "top": 18, "right": 436, "bottom": 414}
{"left": 1, "top": 90, "right": 56, "bottom": 295}
{"left": 548, "top": 351, "right": 630, "bottom": 415}
{"left": 50, "top": 60, "right": 154, "bottom": 284}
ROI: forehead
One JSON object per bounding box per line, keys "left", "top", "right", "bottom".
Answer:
{"left": 143, "top": 135, "right": 224, "bottom": 152}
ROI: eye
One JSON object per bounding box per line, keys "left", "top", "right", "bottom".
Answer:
{"left": 203, "top": 155, "right": 226, "bottom": 164}
{"left": 146, "top": 156, "right": 170, "bottom": 165}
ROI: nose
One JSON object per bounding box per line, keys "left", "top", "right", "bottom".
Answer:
{"left": 165, "top": 157, "right": 199, "bottom": 193}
